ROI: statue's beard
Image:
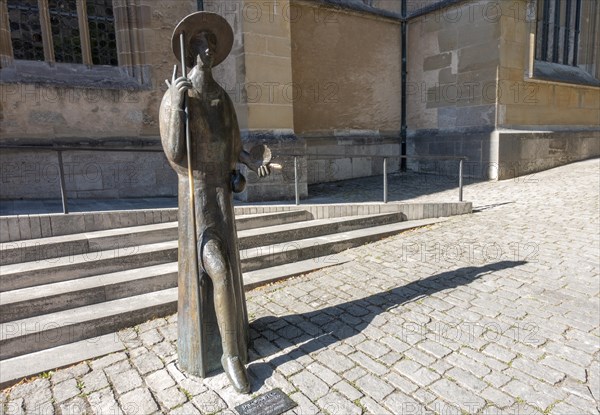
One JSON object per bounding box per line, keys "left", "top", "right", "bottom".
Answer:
{"left": 197, "top": 54, "right": 213, "bottom": 69}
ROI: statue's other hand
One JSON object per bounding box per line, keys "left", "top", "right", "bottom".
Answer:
{"left": 256, "top": 164, "right": 271, "bottom": 178}
{"left": 171, "top": 76, "right": 193, "bottom": 109}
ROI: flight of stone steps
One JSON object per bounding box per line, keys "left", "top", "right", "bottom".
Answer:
{"left": 0, "top": 202, "right": 471, "bottom": 386}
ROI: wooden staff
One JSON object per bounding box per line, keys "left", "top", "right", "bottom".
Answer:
{"left": 179, "top": 32, "right": 207, "bottom": 375}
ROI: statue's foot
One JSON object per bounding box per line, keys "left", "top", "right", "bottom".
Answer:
{"left": 221, "top": 355, "right": 251, "bottom": 394}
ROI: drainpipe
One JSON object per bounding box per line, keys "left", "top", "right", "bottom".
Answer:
{"left": 400, "top": 0, "right": 407, "bottom": 171}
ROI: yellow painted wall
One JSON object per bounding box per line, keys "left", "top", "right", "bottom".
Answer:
{"left": 290, "top": 1, "right": 401, "bottom": 134}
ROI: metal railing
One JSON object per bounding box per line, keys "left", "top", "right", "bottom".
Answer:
{"left": 286, "top": 154, "right": 467, "bottom": 206}
{"left": 0, "top": 144, "right": 163, "bottom": 214}
{"left": 1, "top": 145, "right": 467, "bottom": 213}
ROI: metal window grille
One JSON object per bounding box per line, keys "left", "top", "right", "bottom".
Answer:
{"left": 7, "top": 0, "right": 45, "bottom": 61}
{"left": 49, "top": 0, "right": 82, "bottom": 63}
{"left": 86, "top": 0, "right": 117, "bottom": 66}
{"left": 7, "top": 0, "right": 117, "bottom": 66}
{"left": 536, "top": 0, "right": 582, "bottom": 66}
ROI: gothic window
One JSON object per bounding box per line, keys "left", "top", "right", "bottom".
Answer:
{"left": 534, "top": 0, "right": 599, "bottom": 82}
{"left": 7, "top": 0, "right": 45, "bottom": 61}
{"left": 86, "top": 0, "right": 117, "bottom": 65}
{"left": 535, "top": 0, "right": 582, "bottom": 66}
{"left": 6, "top": 0, "right": 117, "bottom": 66}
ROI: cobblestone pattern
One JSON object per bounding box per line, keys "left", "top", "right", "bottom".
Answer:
{"left": 1, "top": 160, "right": 599, "bottom": 414}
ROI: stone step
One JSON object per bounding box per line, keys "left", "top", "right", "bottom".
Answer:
{"left": 0, "top": 253, "right": 355, "bottom": 362}
{"left": 0, "top": 213, "right": 402, "bottom": 292}
{"left": 0, "top": 252, "right": 356, "bottom": 388}
{"left": 1, "top": 202, "right": 472, "bottom": 243}
{"left": 0, "top": 240, "right": 179, "bottom": 293}
{"left": 0, "top": 263, "right": 178, "bottom": 323}
{"left": 242, "top": 253, "right": 353, "bottom": 290}
{"left": 235, "top": 210, "right": 313, "bottom": 231}
{"left": 0, "top": 288, "right": 178, "bottom": 361}
{"left": 0, "top": 214, "right": 410, "bottom": 321}
{"left": 0, "top": 218, "right": 443, "bottom": 361}
{"left": 238, "top": 212, "right": 404, "bottom": 250}
{"left": 0, "top": 210, "right": 314, "bottom": 266}
{"left": 240, "top": 218, "right": 444, "bottom": 272}
{"left": 0, "top": 333, "right": 126, "bottom": 389}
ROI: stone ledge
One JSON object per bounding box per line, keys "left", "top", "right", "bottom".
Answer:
{"left": 0, "top": 201, "right": 472, "bottom": 242}
{"left": 298, "top": 0, "right": 402, "bottom": 21}
{"left": 532, "top": 61, "right": 600, "bottom": 88}
{"left": 496, "top": 130, "right": 600, "bottom": 180}
{"left": 0, "top": 60, "right": 153, "bottom": 90}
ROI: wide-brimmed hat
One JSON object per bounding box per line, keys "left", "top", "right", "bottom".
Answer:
{"left": 171, "top": 12, "right": 233, "bottom": 68}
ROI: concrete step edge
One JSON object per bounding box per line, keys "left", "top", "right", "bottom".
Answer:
{"left": 0, "top": 240, "right": 178, "bottom": 276}
{"left": 0, "top": 213, "right": 399, "bottom": 280}
{"left": 243, "top": 253, "right": 353, "bottom": 290}
{"left": 1, "top": 217, "right": 443, "bottom": 294}
{"left": 0, "top": 263, "right": 178, "bottom": 307}
{"left": 0, "top": 288, "right": 179, "bottom": 360}
{"left": 0, "top": 210, "right": 314, "bottom": 266}
{"left": 237, "top": 212, "right": 404, "bottom": 250}
{"left": 0, "top": 333, "right": 126, "bottom": 389}
{"left": 1, "top": 218, "right": 443, "bottom": 339}
{"left": 240, "top": 217, "right": 445, "bottom": 272}
{"left": 0, "top": 263, "right": 178, "bottom": 323}
{"left": 238, "top": 212, "right": 401, "bottom": 238}
{"left": 0, "top": 252, "right": 352, "bottom": 386}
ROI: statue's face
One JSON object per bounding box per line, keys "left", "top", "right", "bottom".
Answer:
{"left": 190, "top": 31, "right": 217, "bottom": 68}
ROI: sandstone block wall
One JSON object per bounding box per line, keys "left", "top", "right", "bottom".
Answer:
{"left": 495, "top": 0, "right": 600, "bottom": 178}
{"left": 498, "top": 0, "right": 600, "bottom": 128}
{"left": 406, "top": 1, "right": 501, "bottom": 178}
{"left": 290, "top": 0, "right": 402, "bottom": 184}
{"left": 2, "top": 0, "right": 598, "bottom": 201}
{"left": 406, "top": 0, "right": 599, "bottom": 179}
{"left": 0, "top": 0, "right": 196, "bottom": 141}
{"left": 0, "top": 0, "right": 196, "bottom": 200}
{"left": 0, "top": 148, "right": 176, "bottom": 200}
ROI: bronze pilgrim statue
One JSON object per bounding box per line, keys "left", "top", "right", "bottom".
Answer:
{"left": 159, "top": 12, "right": 270, "bottom": 394}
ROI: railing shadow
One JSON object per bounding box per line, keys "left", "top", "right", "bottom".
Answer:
{"left": 274, "top": 153, "right": 469, "bottom": 205}
{"left": 247, "top": 260, "right": 527, "bottom": 391}
{"left": 307, "top": 170, "right": 463, "bottom": 204}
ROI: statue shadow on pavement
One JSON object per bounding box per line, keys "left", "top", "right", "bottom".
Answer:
{"left": 247, "top": 260, "right": 527, "bottom": 390}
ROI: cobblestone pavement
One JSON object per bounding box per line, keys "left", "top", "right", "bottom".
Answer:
{"left": 307, "top": 170, "right": 466, "bottom": 205}
{"left": 2, "top": 159, "right": 599, "bottom": 414}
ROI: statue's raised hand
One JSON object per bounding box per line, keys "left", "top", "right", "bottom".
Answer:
{"left": 169, "top": 68, "right": 193, "bottom": 110}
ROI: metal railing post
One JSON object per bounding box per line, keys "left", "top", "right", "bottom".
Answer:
{"left": 294, "top": 156, "right": 299, "bottom": 206}
{"left": 383, "top": 157, "right": 388, "bottom": 203}
{"left": 57, "top": 150, "right": 69, "bottom": 214}
{"left": 1, "top": 145, "right": 471, "bottom": 208}
{"left": 459, "top": 159, "right": 464, "bottom": 202}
